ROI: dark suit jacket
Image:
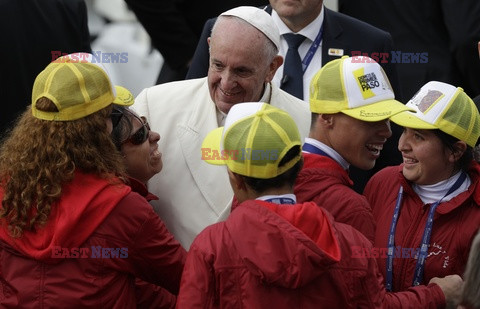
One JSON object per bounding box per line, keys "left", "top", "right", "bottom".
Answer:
{"left": 339, "top": 0, "right": 480, "bottom": 101}
{"left": 0, "top": 0, "right": 91, "bottom": 136}
{"left": 186, "top": 5, "right": 404, "bottom": 193}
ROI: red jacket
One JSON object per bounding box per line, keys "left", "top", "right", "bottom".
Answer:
{"left": 364, "top": 163, "right": 480, "bottom": 292}
{"left": 128, "top": 176, "right": 179, "bottom": 309}
{"left": 177, "top": 200, "right": 444, "bottom": 308}
{"left": 0, "top": 172, "right": 186, "bottom": 308}
{"left": 295, "top": 153, "right": 376, "bottom": 242}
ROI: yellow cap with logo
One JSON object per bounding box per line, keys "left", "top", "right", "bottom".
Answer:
{"left": 309, "top": 55, "right": 412, "bottom": 121}
{"left": 391, "top": 81, "right": 480, "bottom": 147}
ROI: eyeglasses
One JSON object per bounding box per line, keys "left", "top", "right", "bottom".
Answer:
{"left": 123, "top": 116, "right": 150, "bottom": 145}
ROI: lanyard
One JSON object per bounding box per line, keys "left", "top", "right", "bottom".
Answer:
{"left": 302, "top": 143, "right": 335, "bottom": 160}
{"left": 264, "top": 197, "right": 296, "bottom": 205}
{"left": 385, "top": 172, "right": 467, "bottom": 291}
{"left": 302, "top": 142, "right": 332, "bottom": 160}
{"left": 300, "top": 23, "right": 324, "bottom": 74}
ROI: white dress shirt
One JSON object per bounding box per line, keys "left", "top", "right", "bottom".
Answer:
{"left": 271, "top": 7, "right": 325, "bottom": 101}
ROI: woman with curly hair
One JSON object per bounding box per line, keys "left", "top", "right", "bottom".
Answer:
{"left": 0, "top": 54, "right": 186, "bottom": 308}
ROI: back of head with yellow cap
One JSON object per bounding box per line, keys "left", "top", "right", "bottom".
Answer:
{"left": 201, "top": 102, "right": 303, "bottom": 194}
{"left": 0, "top": 53, "right": 134, "bottom": 238}
{"left": 202, "top": 102, "right": 302, "bottom": 179}
{"left": 32, "top": 53, "right": 133, "bottom": 121}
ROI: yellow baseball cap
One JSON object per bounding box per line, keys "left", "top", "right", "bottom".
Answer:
{"left": 201, "top": 103, "right": 302, "bottom": 179}
{"left": 32, "top": 53, "right": 133, "bottom": 121}
{"left": 309, "top": 56, "right": 413, "bottom": 121}
{"left": 390, "top": 81, "right": 480, "bottom": 147}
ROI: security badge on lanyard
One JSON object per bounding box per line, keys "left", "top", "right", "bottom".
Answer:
{"left": 385, "top": 172, "right": 467, "bottom": 291}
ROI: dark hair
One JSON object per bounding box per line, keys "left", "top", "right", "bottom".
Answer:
{"left": 241, "top": 145, "right": 303, "bottom": 193}
{"left": 311, "top": 113, "right": 320, "bottom": 131}
{"left": 110, "top": 107, "right": 136, "bottom": 150}
{"left": 433, "top": 129, "right": 473, "bottom": 172}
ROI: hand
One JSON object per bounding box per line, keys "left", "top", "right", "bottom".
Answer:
{"left": 429, "top": 275, "right": 463, "bottom": 309}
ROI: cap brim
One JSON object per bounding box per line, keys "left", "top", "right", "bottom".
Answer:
{"left": 113, "top": 86, "right": 134, "bottom": 106}
{"left": 390, "top": 111, "right": 437, "bottom": 129}
{"left": 341, "top": 99, "right": 415, "bottom": 122}
{"left": 201, "top": 127, "right": 227, "bottom": 166}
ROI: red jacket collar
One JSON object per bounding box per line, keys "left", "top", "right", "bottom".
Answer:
{"left": 127, "top": 177, "right": 159, "bottom": 202}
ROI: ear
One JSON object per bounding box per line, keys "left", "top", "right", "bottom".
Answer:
{"left": 319, "top": 113, "right": 335, "bottom": 128}
{"left": 265, "top": 55, "right": 284, "bottom": 82}
{"left": 228, "top": 169, "right": 249, "bottom": 203}
{"left": 228, "top": 170, "right": 247, "bottom": 191}
{"left": 449, "top": 141, "right": 467, "bottom": 163}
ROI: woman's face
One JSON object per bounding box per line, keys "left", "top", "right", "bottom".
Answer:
{"left": 398, "top": 128, "right": 457, "bottom": 185}
{"left": 121, "top": 115, "right": 162, "bottom": 184}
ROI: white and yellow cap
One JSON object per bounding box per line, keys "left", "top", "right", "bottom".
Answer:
{"left": 32, "top": 52, "right": 133, "bottom": 121}
{"left": 309, "top": 56, "right": 412, "bottom": 121}
{"left": 201, "top": 103, "right": 302, "bottom": 179}
{"left": 390, "top": 81, "right": 480, "bottom": 147}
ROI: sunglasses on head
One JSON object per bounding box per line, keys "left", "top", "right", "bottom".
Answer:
{"left": 123, "top": 116, "right": 150, "bottom": 145}
{"left": 110, "top": 108, "right": 124, "bottom": 129}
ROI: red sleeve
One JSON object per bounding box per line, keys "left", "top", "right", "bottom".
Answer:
{"left": 362, "top": 250, "right": 446, "bottom": 308}
{"left": 340, "top": 206, "right": 376, "bottom": 244}
{"left": 128, "top": 200, "right": 187, "bottom": 294}
{"left": 176, "top": 236, "right": 216, "bottom": 308}
{"left": 135, "top": 278, "right": 176, "bottom": 309}
{"left": 97, "top": 192, "right": 187, "bottom": 295}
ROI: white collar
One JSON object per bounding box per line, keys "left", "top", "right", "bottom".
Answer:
{"left": 413, "top": 171, "right": 471, "bottom": 204}
{"left": 304, "top": 138, "right": 350, "bottom": 170}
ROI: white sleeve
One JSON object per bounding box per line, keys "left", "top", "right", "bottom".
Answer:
{"left": 132, "top": 88, "right": 151, "bottom": 121}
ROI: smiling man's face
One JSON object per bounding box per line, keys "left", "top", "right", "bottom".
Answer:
{"left": 207, "top": 17, "right": 279, "bottom": 114}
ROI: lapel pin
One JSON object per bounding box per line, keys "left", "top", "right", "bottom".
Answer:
{"left": 328, "top": 48, "right": 344, "bottom": 56}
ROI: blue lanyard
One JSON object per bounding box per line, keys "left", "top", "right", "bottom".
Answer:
{"left": 385, "top": 172, "right": 467, "bottom": 291}
{"left": 300, "top": 23, "right": 324, "bottom": 74}
{"left": 302, "top": 142, "right": 332, "bottom": 160}
{"left": 264, "top": 197, "right": 296, "bottom": 205}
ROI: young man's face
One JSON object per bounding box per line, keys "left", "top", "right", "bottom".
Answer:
{"left": 327, "top": 113, "right": 392, "bottom": 170}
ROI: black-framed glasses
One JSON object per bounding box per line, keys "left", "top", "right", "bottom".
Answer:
{"left": 123, "top": 116, "right": 150, "bottom": 145}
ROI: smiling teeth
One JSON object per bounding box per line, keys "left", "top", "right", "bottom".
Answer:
{"left": 403, "top": 158, "right": 417, "bottom": 163}
{"left": 220, "top": 89, "right": 236, "bottom": 96}
{"left": 366, "top": 144, "right": 383, "bottom": 154}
